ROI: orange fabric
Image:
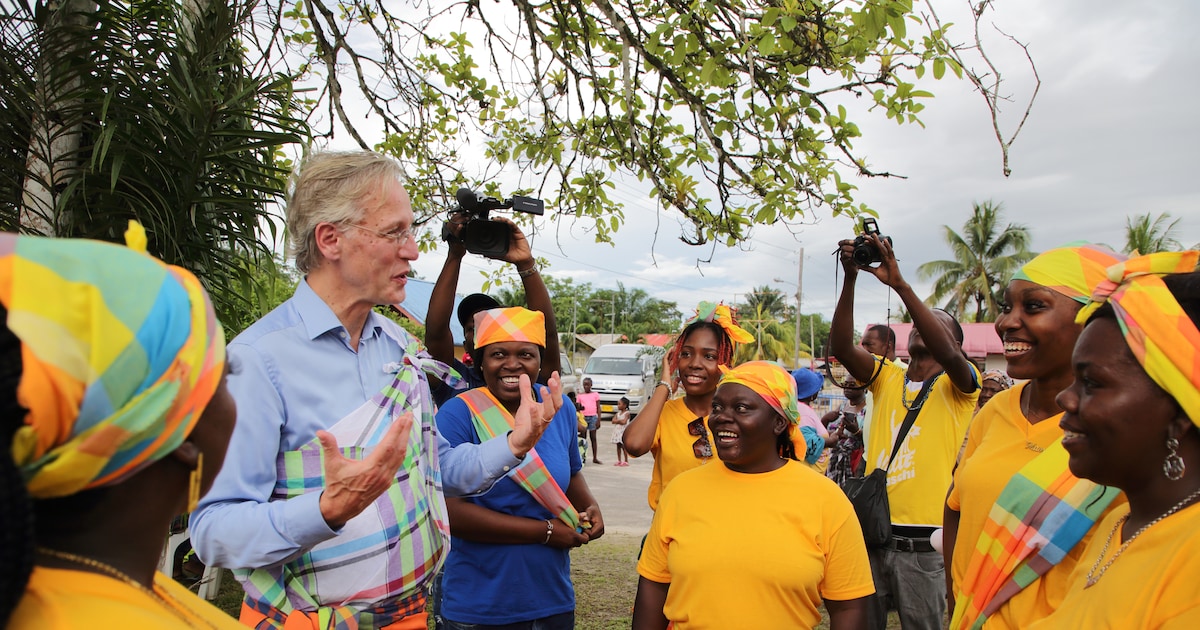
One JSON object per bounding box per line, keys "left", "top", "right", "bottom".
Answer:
{"left": 238, "top": 601, "right": 427, "bottom": 629}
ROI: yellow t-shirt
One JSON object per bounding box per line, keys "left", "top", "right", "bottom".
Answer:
{"left": 947, "top": 383, "right": 1121, "bottom": 629}
{"left": 637, "top": 460, "right": 875, "bottom": 629}
{"left": 647, "top": 397, "right": 713, "bottom": 511}
{"left": 1027, "top": 502, "right": 1200, "bottom": 629}
{"left": 10, "top": 567, "right": 244, "bottom": 629}
{"left": 866, "top": 360, "right": 978, "bottom": 526}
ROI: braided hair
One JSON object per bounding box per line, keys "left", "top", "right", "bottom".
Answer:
{"left": 665, "top": 320, "right": 736, "bottom": 375}
{"left": 1, "top": 307, "right": 32, "bottom": 624}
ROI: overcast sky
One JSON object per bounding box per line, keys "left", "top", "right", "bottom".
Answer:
{"left": 337, "top": 0, "right": 1198, "bottom": 329}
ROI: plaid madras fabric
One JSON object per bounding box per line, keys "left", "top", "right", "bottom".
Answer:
{"left": 950, "top": 440, "right": 1118, "bottom": 630}
{"left": 236, "top": 346, "right": 453, "bottom": 629}
{"left": 1076, "top": 250, "right": 1200, "bottom": 425}
{"left": 459, "top": 388, "right": 581, "bottom": 530}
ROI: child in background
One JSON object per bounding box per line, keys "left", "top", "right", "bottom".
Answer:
{"left": 569, "top": 391, "right": 588, "bottom": 464}
{"left": 612, "top": 397, "right": 631, "bottom": 466}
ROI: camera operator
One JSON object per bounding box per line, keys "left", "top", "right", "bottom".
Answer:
{"left": 829, "top": 228, "right": 979, "bottom": 630}
{"left": 426, "top": 212, "right": 561, "bottom": 407}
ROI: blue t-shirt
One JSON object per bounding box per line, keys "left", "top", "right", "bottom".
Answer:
{"left": 435, "top": 388, "right": 583, "bottom": 624}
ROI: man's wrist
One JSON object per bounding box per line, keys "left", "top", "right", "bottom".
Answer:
{"left": 516, "top": 262, "right": 538, "bottom": 278}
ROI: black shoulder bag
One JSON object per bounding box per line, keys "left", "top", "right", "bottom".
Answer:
{"left": 843, "top": 373, "right": 940, "bottom": 548}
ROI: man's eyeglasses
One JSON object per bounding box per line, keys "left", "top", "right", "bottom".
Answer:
{"left": 343, "top": 223, "right": 416, "bottom": 246}
{"left": 688, "top": 417, "right": 712, "bottom": 459}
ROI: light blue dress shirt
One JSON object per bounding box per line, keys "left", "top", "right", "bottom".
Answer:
{"left": 191, "top": 280, "right": 521, "bottom": 569}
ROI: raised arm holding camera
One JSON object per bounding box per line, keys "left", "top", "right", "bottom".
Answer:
{"left": 426, "top": 193, "right": 561, "bottom": 407}
{"left": 829, "top": 221, "right": 979, "bottom": 630}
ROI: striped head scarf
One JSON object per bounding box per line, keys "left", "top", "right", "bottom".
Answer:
{"left": 1076, "top": 250, "right": 1200, "bottom": 425}
{"left": 688, "top": 302, "right": 754, "bottom": 344}
{"left": 1012, "top": 243, "right": 1127, "bottom": 303}
{"left": 473, "top": 306, "right": 546, "bottom": 349}
{"left": 1, "top": 222, "right": 225, "bottom": 498}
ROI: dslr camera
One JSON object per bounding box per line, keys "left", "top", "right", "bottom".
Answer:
{"left": 852, "top": 217, "right": 893, "bottom": 267}
{"left": 442, "top": 187, "right": 545, "bottom": 258}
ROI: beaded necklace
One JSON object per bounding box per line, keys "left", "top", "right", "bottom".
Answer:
{"left": 900, "top": 373, "right": 940, "bottom": 411}
{"left": 36, "top": 546, "right": 216, "bottom": 628}
{"left": 1084, "top": 486, "right": 1200, "bottom": 588}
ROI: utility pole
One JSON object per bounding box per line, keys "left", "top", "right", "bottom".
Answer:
{"left": 795, "top": 248, "right": 804, "bottom": 369}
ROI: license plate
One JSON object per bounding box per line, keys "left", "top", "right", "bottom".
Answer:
{"left": 601, "top": 404, "right": 615, "bottom": 413}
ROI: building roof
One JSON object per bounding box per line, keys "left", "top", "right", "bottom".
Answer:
{"left": 873, "top": 322, "right": 1003, "bottom": 361}
{"left": 394, "top": 278, "right": 467, "bottom": 344}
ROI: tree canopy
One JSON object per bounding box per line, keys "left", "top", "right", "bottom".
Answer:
{"left": 280, "top": 0, "right": 968, "bottom": 249}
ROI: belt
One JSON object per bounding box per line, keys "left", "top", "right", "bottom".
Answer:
{"left": 889, "top": 535, "right": 935, "bottom": 553}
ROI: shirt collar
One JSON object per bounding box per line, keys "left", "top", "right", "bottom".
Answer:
{"left": 293, "top": 279, "right": 384, "bottom": 343}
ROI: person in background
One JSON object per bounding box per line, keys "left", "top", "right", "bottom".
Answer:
{"left": 612, "top": 397, "right": 631, "bottom": 467}
{"left": 435, "top": 306, "right": 603, "bottom": 630}
{"left": 632, "top": 361, "right": 874, "bottom": 630}
{"left": 831, "top": 231, "right": 979, "bottom": 630}
{"left": 1026, "top": 254, "right": 1200, "bottom": 628}
{"left": 975, "top": 369, "right": 1015, "bottom": 414}
{"left": 621, "top": 302, "right": 754, "bottom": 511}
{"left": 859, "top": 323, "right": 899, "bottom": 448}
{"left": 945, "top": 244, "right": 1127, "bottom": 630}
{"left": 425, "top": 209, "right": 560, "bottom": 407}
{"left": 793, "top": 368, "right": 835, "bottom": 473}
{"left": 3, "top": 226, "right": 243, "bottom": 628}
{"left": 191, "top": 151, "right": 554, "bottom": 629}
{"left": 824, "top": 385, "right": 868, "bottom": 488}
{"left": 577, "top": 378, "right": 602, "bottom": 464}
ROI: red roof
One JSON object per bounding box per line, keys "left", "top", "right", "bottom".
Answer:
{"left": 638, "top": 333, "right": 674, "bottom": 347}
{"left": 874, "top": 322, "right": 1003, "bottom": 361}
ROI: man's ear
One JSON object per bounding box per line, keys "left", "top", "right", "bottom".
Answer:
{"left": 314, "top": 222, "right": 344, "bottom": 262}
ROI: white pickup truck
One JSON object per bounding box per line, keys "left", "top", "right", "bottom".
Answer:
{"left": 580, "top": 343, "right": 661, "bottom": 419}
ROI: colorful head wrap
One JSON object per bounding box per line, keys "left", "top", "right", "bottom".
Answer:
{"left": 981, "top": 369, "right": 1014, "bottom": 390}
{"left": 473, "top": 306, "right": 546, "bottom": 349}
{"left": 718, "top": 361, "right": 799, "bottom": 425}
{"left": 1075, "top": 250, "right": 1200, "bottom": 426}
{"left": 687, "top": 301, "right": 754, "bottom": 344}
{"left": 1011, "top": 243, "right": 1127, "bottom": 303}
{"left": 1, "top": 222, "right": 226, "bottom": 498}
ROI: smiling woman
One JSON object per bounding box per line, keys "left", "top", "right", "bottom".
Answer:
{"left": 632, "top": 361, "right": 875, "bottom": 630}
{"left": 1026, "top": 254, "right": 1200, "bottom": 629}
{"left": 435, "top": 306, "right": 604, "bottom": 630}
{"left": 946, "top": 243, "right": 1127, "bottom": 630}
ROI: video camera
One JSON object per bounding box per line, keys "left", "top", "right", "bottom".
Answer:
{"left": 852, "top": 217, "right": 893, "bottom": 267}
{"left": 442, "top": 187, "right": 545, "bottom": 258}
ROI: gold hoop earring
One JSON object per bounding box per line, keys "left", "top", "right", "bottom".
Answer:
{"left": 187, "top": 452, "right": 204, "bottom": 513}
{"left": 1164, "top": 437, "right": 1185, "bottom": 481}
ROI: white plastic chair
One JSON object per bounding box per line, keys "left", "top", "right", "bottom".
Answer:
{"left": 158, "top": 518, "right": 223, "bottom": 601}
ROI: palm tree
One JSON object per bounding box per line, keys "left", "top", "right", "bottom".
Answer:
{"left": 917, "top": 201, "right": 1034, "bottom": 322}
{"left": 1124, "top": 212, "right": 1182, "bottom": 254}
{"left": 732, "top": 304, "right": 805, "bottom": 365}
{"left": 0, "top": 0, "right": 308, "bottom": 328}
{"left": 742, "top": 286, "right": 790, "bottom": 320}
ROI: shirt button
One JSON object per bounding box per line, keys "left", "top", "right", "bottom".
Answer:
{"left": 502, "top": 466, "right": 512, "bottom": 472}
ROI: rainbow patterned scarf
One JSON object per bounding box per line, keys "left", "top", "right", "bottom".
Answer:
{"left": 1, "top": 223, "right": 224, "bottom": 498}
{"left": 1076, "top": 250, "right": 1200, "bottom": 425}
{"left": 459, "top": 388, "right": 581, "bottom": 530}
{"left": 950, "top": 440, "right": 1119, "bottom": 630}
